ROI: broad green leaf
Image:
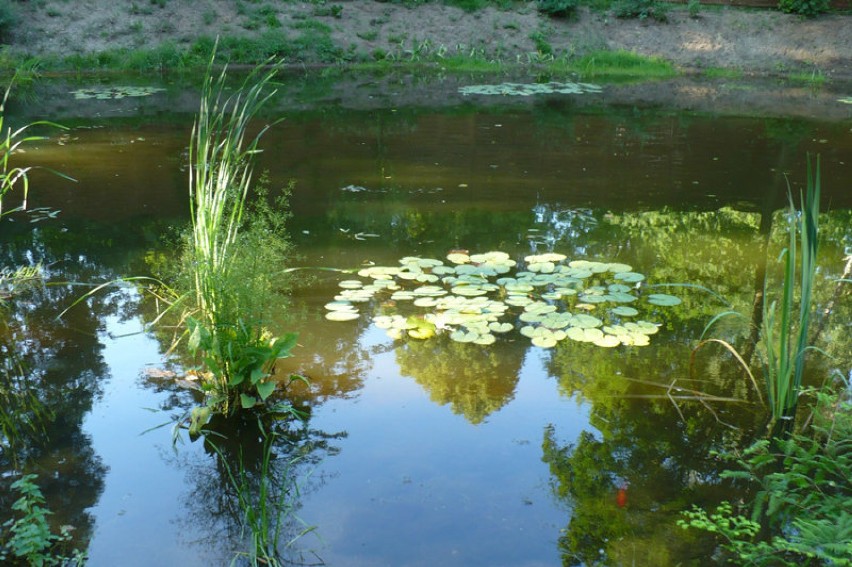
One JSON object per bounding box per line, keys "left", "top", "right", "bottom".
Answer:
{"left": 256, "top": 381, "right": 276, "bottom": 401}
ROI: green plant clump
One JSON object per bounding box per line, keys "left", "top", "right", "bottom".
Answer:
{"left": 167, "top": 52, "right": 302, "bottom": 427}
{"left": 0, "top": 474, "right": 85, "bottom": 566}
{"left": 612, "top": 0, "right": 668, "bottom": 22}
{"left": 537, "top": 0, "right": 579, "bottom": 18}
{"left": 680, "top": 387, "right": 852, "bottom": 565}
{"left": 777, "top": 0, "right": 829, "bottom": 17}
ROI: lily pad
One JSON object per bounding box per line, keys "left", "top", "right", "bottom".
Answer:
{"left": 325, "top": 310, "right": 360, "bottom": 322}
{"left": 531, "top": 335, "right": 558, "bottom": 348}
{"left": 610, "top": 306, "right": 639, "bottom": 317}
{"left": 325, "top": 301, "right": 357, "bottom": 311}
{"left": 447, "top": 252, "right": 471, "bottom": 264}
{"left": 489, "top": 322, "right": 514, "bottom": 333}
{"left": 571, "top": 314, "right": 603, "bottom": 328}
{"left": 646, "top": 293, "right": 682, "bottom": 306}
{"left": 614, "top": 271, "right": 645, "bottom": 283}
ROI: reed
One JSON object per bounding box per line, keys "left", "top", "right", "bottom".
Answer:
{"left": 0, "top": 77, "right": 70, "bottom": 219}
{"left": 179, "top": 49, "right": 302, "bottom": 420}
{"left": 694, "top": 156, "right": 821, "bottom": 427}
{"left": 761, "top": 156, "right": 820, "bottom": 422}
{"left": 188, "top": 54, "right": 278, "bottom": 327}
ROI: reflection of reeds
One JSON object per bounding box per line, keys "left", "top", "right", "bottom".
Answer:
{"left": 210, "top": 432, "right": 313, "bottom": 566}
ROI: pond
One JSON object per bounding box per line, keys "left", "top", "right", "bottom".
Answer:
{"left": 2, "top": 72, "right": 851, "bottom": 566}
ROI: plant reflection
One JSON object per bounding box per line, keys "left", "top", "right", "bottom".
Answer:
{"left": 395, "top": 335, "right": 525, "bottom": 424}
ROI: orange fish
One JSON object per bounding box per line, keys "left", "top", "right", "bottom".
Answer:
{"left": 616, "top": 487, "right": 628, "bottom": 508}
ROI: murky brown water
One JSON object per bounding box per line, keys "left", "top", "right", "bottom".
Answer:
{"left": 2, "top": 74, "right": 850, "bottom": 566}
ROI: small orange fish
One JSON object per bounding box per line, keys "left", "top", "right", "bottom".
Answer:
{"left": 616, "top": 487, "right": 628, "bottom": 508}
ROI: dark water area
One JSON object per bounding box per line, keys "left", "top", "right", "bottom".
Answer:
{"left": 1, "top": 73, "right": 850, "bottom": 566}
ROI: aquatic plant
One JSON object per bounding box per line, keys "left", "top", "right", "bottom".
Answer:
{"left": 679, "top": 382, "right": 852, "bottom": 565}
{"left": 322, "top": 251, "right": 682, "bottom": 349}
{"left": 698, "top": 157, "right": 821, "bottom": 425}
{"left": 160, "top": 52, "right": 301, "bottom": 420}
{"left": 69, "top": 85, "right": 165, "bottom": 100}
{"left": 0, "top": 474, "right": 86, "bottom": 566}
{"left": 0, "top": 80, "right": 68, "bottom": 218}
{"left": 761, "top": 159, "right": 820, "bottom": 422}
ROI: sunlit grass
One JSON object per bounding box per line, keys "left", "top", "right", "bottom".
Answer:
{"left": 570, "top": 50, "right": 677, "bottom": 80}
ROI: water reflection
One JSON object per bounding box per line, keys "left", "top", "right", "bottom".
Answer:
{"left": 395, "top": 336, "right": 526, "bottom": 424}
{"left": 2, "top": 90, "right": 850, "bottom": 565}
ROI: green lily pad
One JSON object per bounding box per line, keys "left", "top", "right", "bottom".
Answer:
{"left": 531, "top": 335, "right": 557, "bottom": 348}
{"left": 450, "top": 330, "right": 479, "bottom": 343}
{"left": 614, "top": 271, "right": 645, "bottom": 283}
{"left": 338, "top": 280, "right": 364, "bottom": 289}
{"left": 473, "top": 333, "right": 496, "bottom": 345}
{"left": 593, "top": 334, "right": 622, "bottom": 348}
{"left": 610, "top": 306, "right": 639, "bottom": 317}
{"left": 571, "top": 314, "right": 603, "bottom": 328}
{"left": 646, "top": 293, "right": 682, "bottom": 306}
{"left": 325, "top": 301, "right": 357, "bottom": 312}
{"left": 606, "top": 263, "right": 633, "bottom": 273}
{"left": 489, "top": 322, "right": 514, "bottom": 333}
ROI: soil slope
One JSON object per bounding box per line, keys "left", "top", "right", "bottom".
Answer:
{"left": 7, "top": 1, "right": 852, "bottom": 79}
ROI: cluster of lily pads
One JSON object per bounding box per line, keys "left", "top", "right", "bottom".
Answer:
{"left": 324, "top": 251, "right": 682, "bottom": 349}
{"left": 459, "top": 82, "right": 603, "bottom": 97}
{"left": 70, "top": 86, "right": 166, "bottom": 100}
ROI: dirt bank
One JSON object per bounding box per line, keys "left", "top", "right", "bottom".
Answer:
{"left": 6, "top": 1, "right": 852, "bottom": 79}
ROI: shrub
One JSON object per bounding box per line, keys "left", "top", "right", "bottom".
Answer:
{"left": 537, "top": 0, "right": 579, "bottom": 18}
{"left": 778, "top": 0, "right": 829, "bottom": 17}
{"left": 613, "top": 0, "right": 668, "bottom": 22}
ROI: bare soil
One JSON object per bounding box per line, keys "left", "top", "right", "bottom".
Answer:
{"left": 8, "top": 1, "right": 852, "bottom": 79}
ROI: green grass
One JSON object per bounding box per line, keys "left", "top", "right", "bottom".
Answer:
{"left": 703, "top": 67, "right": 744, "bottom": 80}
{"left": 569, "top": 50, "right": 677, "bottom": 80}
{"left": 788, "top": 69, "right": 826, "bottom": 87}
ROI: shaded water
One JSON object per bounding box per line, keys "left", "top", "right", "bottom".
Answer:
{"left": 2, "top": 74, "right": 851, "bottom": 566}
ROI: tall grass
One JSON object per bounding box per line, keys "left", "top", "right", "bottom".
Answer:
{"left": 188, "top": 55, "right": 277, "bottom": 324}
{"left": 761, "top": 156, "right": 820, "bottom": 422}
{"left": 0, "top": 79, "right": 68, "bottom": 218}
{"left": 695, "top": 156, "right": 821, "bottom": 427}
{"left": 179, "top": 50, "right": 302, "bottom": 421}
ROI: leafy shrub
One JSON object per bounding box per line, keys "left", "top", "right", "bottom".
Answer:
{"left": 613, "top": 0, "right": 668, "bottom": 22}
{"left": 777, "top": 0, "right": 829, "bottom": 17}
{"left": 680, "top": 387, "right": 852, "bottom": 565}
{"left": 537, "top": 0, "right": 579, "bottom": 18}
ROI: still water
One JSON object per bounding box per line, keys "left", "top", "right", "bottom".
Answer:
{"left": 2, "top": 73, "right": 851, "bottom": 566}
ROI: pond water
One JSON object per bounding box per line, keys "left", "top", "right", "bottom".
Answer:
{"left": 2, "top": 73, "right": 851, "bottom": 566}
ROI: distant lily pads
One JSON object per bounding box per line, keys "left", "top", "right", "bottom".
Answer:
{"left": 459, "top": 82, "right": 603, "bottom": 97}
{"left": 71, "top": 86, "right": 166, "bottom": 100}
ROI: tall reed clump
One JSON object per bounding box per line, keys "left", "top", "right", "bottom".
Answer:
{"left": 181, "top": 53, "right": 299, "bottom": 426}
{"left": 696, "top": 156, "right": 821, "bottom": 428}
{"left": 760, "top": 157, "right": 820, "bottom": 423}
